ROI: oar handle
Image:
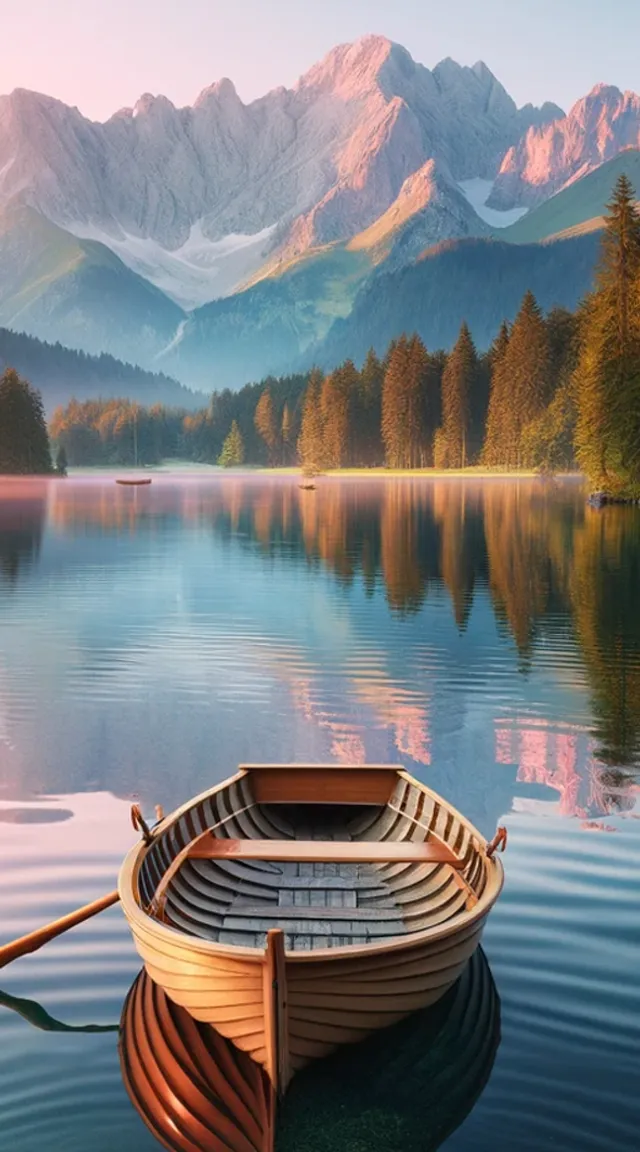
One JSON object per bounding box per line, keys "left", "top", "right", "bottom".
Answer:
{"left": 0, "top": 890, "right": 120, "bottom": 969}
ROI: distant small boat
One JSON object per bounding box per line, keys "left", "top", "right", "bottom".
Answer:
{"left": 116, "top": 478, "right": 152, "bottom": 486}
{"left": 118, "top": 763, "right": 507, "bottom": 1097}
{"left": 298, "top": 482, "right": 316, "bottom": 491}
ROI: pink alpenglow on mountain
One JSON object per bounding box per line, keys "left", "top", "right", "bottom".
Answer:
{"left": 489, "top": 84, "right": 640, "bottom": 209}
{"left": 0, "top": 35, "right": 559, "bottom": 308}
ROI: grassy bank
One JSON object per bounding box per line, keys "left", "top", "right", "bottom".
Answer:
{"left": 256, "top": 466, "right": 583, "bottom": 480}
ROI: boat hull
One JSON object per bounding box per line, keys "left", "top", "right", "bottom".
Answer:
{"left": 124, "top": 907, "right": 487, "bottom": 1077}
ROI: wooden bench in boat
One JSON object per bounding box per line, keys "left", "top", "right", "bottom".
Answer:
{"left": 188, "top": 837, "right": 465, "bottom": 869}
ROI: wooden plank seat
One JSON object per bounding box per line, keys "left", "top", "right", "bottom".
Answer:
{"left": 189, "top": 837, "right": 465, "bottom": 869}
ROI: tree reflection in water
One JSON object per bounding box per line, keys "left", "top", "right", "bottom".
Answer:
{"left": 22, "top": 475, "right": 640, "bottom": 788}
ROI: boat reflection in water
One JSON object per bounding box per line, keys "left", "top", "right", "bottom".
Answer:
{"left": 118, "top": 946, "right": 500, "bottom": 1152}
{"left": 119, "top": 968, "right": 274, "bottom": 1151}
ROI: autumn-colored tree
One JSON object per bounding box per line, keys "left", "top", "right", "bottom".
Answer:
{"left": 318, "top": 363, "right": 355, "bottom": 469}
{"left": 281, "top": 403, "right": 294, "bottom": 465}
{"left": 381, "top": 334, "right": 430, "bottom": 468}
{"left": 254, "top": 388, "right": 279, "bottom": 465}
{"left": 297, "top": 370, "right": 326, "bottom": 475}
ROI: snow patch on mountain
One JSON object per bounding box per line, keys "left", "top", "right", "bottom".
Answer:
{"left": 458, "top": 179, "right": 529, "bottom": 227}
{"left": 67, "top": 220, "right": 278, "bottom": 309}
{"left": 156, "top": 318, "right": 189, "bottom": 359}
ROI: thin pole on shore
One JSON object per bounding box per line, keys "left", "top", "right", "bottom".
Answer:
{"left": 0, "top": 890, "right": 120, "bottom": 969}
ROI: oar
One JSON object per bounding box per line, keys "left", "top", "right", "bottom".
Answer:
{"left": 0, "top": 804, "right": 161, "bottom": 970}
{"left": 0, "top": 890, "right": 120, "bottom": 970}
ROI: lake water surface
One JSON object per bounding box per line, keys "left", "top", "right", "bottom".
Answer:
{"left": 0, "top": 474, "right": 638, "bottom": 1151}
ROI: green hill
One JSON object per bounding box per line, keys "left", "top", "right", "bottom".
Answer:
{"left": 500, "top": 150, "right": 640, "bottom": 245}
{"left": 0, "top": 204, "right": 185, "bottom": 367}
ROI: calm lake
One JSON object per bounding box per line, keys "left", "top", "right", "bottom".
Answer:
{"left": 0, "top": 473, "right": 638, "bottom": 1151}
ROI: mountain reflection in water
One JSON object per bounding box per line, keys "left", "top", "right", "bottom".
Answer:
{"left": 3, "top": 475, "right": 638, "bottom": 802}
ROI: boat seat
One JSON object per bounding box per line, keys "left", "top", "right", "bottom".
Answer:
{"left": 188, "top": 837, "right": 465, "bottom": 869}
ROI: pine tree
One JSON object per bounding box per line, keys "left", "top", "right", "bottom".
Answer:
{"left": 354, "top": 349, "right": 384, "bottom": 465}
{"left": 520, "top": 307, "right": 580, "bottom": 471}
{"left": 321, "top": 361, "right": 357, "bottom": 469}
{"left": 254, "top": 388, "right": 279, "bottom": 465}
{"left": 381, "top": 334, "right": 430, "bottom": 468}
{"left": 381, "top": 336, "right": 410, "bottom": 468}
{"left": 574, "top": 174, "right": 640, "bottom": 490}
{"left": 422, "top": 349, "right": 445, "bottom": 463}
{"left": 297, "top": 370, "right": 325, "bottom": 475}
{"left": 439, "top": 322, "right": 478, "bottom": 468}
{"left": 482, "top": 321, "right": 511, "bottom": 465}
{"left": 218, "top": 420, "right": 245, "bottom": 467}
{"left": 0, "top": 368, "right": 53, "bottom": 474}
{"left": 405, "top": 335, "right": 431, "bottom": 467}
{"left": 501, "top": 292, "right": 551, "bottom": 467}
{"left": 55, "top": 445, "right": 68, "bottom": 476}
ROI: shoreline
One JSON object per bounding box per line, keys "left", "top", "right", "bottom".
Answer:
{"left": 259, "top": 467, "right": 584, "bottom": 480}
{"left": 1, "top": 463, "right": 586, "bottom": 481}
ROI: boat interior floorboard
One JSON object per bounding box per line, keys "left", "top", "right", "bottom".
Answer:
{"left": 161, "top": 802, "right": 474, "bottom": 952}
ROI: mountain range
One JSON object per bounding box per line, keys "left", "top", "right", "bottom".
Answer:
{"left": 1, "top": 35, "right": 639, "bottom": 393}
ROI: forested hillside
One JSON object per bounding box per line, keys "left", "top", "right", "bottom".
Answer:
{"left": 313, "top": 233, "right": 599, "bottom": 370}
{"left": 0, "top": 327, "right": 201, "bottom": 414}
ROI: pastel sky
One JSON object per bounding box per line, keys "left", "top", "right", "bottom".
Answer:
{"left": 3, "top": 0, "right": 639, "bottom": 120}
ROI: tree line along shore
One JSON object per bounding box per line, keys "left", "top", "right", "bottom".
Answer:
{"left": 2, "top": 174, "right": 640, "bottom": 498}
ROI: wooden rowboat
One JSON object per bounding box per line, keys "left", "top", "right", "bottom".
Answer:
{"left": 118, "top": 763, "right": 506, "bottom": 1096}
{"left": 116, "top": 478, "right": 152, "bottom": 486}
{"left": 118, "top": 946, "right": 499, "bottom": 1152}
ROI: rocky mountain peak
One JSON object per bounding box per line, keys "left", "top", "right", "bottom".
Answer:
{"left": 194, "top": 77, "right": 240, "bottom": 108}
{"left": 490, "top": 81, "right": 640, "bottom": 209}
{"left": 132, "top": 92, "right": 177, "bottom": 119}
{"left": 296, "top": 35, "right": 401, "bottom": 99}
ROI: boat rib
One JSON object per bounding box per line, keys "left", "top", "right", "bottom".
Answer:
{"left": 119, "top": 763, "right": 506, "bottom": 1094}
